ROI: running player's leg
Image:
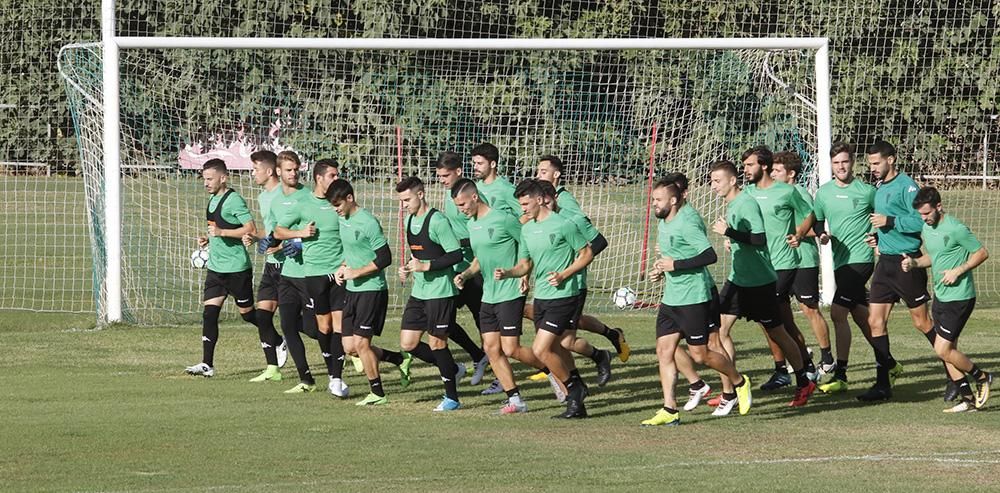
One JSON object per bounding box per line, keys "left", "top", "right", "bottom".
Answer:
{"left": 249, "top": 263, "right": 285, "bottom": 381}
{"left": 425, "top": 298, "right": 462, "bottom": 410}
{"left": 566, "top": 290, "right": 612, "bottom": 385}
{"left": 533, "top": 297, "right": 587, "bottom": 418}
{"left": 775, "top": 269, "right": 816, "bottom": 376}
{"left": 576, "top": 314, "right": 630, "bottom": 362}
{"left": 931, "top": 299, "right": 992, "bottom": 410}
{"left": 279, "top": 277, "right": 315, "bottom": 391}
{"left": 794, "top": 266, "right": 833, "bottom": 371}
{"left": 644, "top": 330, "right": 682, "bottom": 426}
{"left": 453, "top": 274, "right": 488, "bottom": 375}
{"left": 187, "top": 270, "right": 227, "bottom": 376}
{"left": 348, "top": 291, "right": 399, "bottom": 405}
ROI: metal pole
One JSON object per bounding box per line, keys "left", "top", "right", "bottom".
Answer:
{"left": 102, "top": 0, "right": 122, "bottom": 323}
{"left": 815, "top": 42, "right": 835, "bottom": 305}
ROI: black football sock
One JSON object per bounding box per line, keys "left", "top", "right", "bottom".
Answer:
{"left": 369, "top": 377, "right": 385, "bottom": 397}
{"left": 328, "top": 332, "right": 345, "bottom": 380}
{"left": 835, "top": 359, "right": 848, "bottom": 381}
{"left": 256, "top": 309, "right": 279, "bottom": 366}
{"left": 794, "top": 369, "right": 810, "bottom": 388}
{"left": 589, "top": 347, "right": 602, "bottom": 363}
{"left": 317, "top": 330, "right": 337, "bottom": 377}
{"left": 410, "top": 341, "right": 437, "bottom": 364}
{"left": 201, "top": 305, "right": 222, "bottom": 367}
{"left": 450, "top": 323, "right": 486, "bottom": 362}
{"left": 970, "top": 365, "right": 986, "bottom": 382}
{"left": 279, "top": 304, "right": 313, "bottom": 384}
{"left": 689, "top": 379, "right": 706, "bottom": 391}
{"left": 871, "top": 335, "right": 891, "bottom": 387}
{"left": 433, "top": 347, "right": 460, "bottom": 401}
{"left": 774, "top": 360, "right": 787, "bottom": 373}
{"left": 379, "top": 348, "right": 405, "bottom": 366}
{"left": 820, "top": 346, "right": 834, "bottom": 365}
{"left": 956, "top": 377, "right": 974, "bottom": 398}
{"left": 240, "top": 308, "right": 259, "bottom": 327}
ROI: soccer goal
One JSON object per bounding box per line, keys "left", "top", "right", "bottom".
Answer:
{"left": 60, "top": 1, "right": 831, "bottom": 325}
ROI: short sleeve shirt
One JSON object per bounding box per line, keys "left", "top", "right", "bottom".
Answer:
{"left": 518, "top": 212, "right": 587, "bottom": 300}
{"left": 468, "top": 208, "right": 524, "bottom": 304}
{"left": 658, "top": 204, "right": 716, "bottom": 306}
{"left": 727, "top": 191, "right": 778, "bottom": 287}
{"left": 407, "top": 210, "right": 461, "bottom": 300}
{"left": 277, "top": 193, "right": 343, "bottom": 277}
{"left": 339, "top": 207, "right": 388, "bottom": 292}
{"left": 923, "top": 214, "right": 982, "bottom": 302}
{"left": 206, "top": 190, "right": 253, "bottom": 273}
{"left": 813, "top": 179, "right": 876, "bottom": 268}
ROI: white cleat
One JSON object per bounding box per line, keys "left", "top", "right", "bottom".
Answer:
{"left": 276, "top": 340, "right": 288, "bottom": 368}
{"left": 185, "top": 362, "right": 214, "bottom": 377}
{"left": 711, "top": 397, "right": 736, "bottom": 416}
{"left": 470, "top": 356, "right": 490, "bottom": 386}
{"left": 328, "top": 378, "right": 349, "bottom": 398}
{"left": 547, "top": 373, "right": 567, "bottom": 403}
{"left": 683, "top": 384, "right": 712, "bottom": 411}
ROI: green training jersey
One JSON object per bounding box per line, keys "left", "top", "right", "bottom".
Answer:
{"left": 406, "top": 210, "right": 461, "bottom": 300}
{"left": 206, "top": 190, "right": 253, "bottom": 274}
{"left": 476, "top": 177, "right": 522, "bottom": 218}
{"left": 874, "top": 171, "right": 923, "bottom": 255}
{"left": 923, "top": 213, "right": 982, "bottom": 302}
{"left": 268, "top": 185, "right": 312, "bottom": 278}
{"left": 726, "top": 191, "right": 777, "bottom": 287}
{"left": 813, "top": 179, "right": 876, "bottom": 268}
{"left": 793, "top": 184, "right": 820, "bottom": 269}
{"left": 443, "top": 197, "right": 474, "bottom": 273}
{"left": 556, "top": 187, "right": 600, "bottom": 289}
{"left": 744, "top": 181, "right": 811, "bottom": 271}
{"left": 339, "top": 207, "right": 388, "bottom": 292}
{"left": 277, "top": 193, "right": 343, "bottom": 277}
{"left": 518, "top": 211, "right": 587, "bottom": 300}
{"left": 468, "top": 207, "right": 524, "bottom": 304}
{"left": 658, "top": 204, "right": 715, "bottom": 306}
{"left": 256, "top": 183, "right": 282, "bottom": 264}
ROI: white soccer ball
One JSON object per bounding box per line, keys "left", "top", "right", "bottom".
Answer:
{"left": 612, "top": 287, "right": 637, "bottom": 309}
{"left": 190, "top": 247, "right": 210, "bottom": 269}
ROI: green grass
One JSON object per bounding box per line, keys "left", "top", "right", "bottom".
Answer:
{"left": 3, "top": 309, "right": 1000, "bottom": 492}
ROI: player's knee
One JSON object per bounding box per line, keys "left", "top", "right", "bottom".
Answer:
{"left": 203, "top": 304, "right": 222, "bottom": 323}
{"left": 240, "top": 310, "right": 257, "bottom": 325}
{"left": 689, "top": 348, "right": 707, "bottom": 365}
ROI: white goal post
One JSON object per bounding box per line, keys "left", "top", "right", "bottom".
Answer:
{"left": 99, "top": 0, "right": 832, "bottom": 324}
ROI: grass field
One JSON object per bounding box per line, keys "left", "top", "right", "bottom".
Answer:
{"left": 4, "top": 308, "right": 1000, "bottom": 492}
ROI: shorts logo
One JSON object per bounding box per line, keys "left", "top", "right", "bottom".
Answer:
{"left": 435, "top": 324, "right": 449, "bottom": 329}
{"left": 360, "top": 325, "right": 372, "bottom": 330}
{"left": 545, "top": 321, "right": 558, "bottom": 328}
{"left": 502, "top": 325, "right": 516, "bottom": 330}
{"left": 488, "top": 227, "right": 495, "bottom": 239}
{"left": 549, "top": 233, "right": 556, "bottom": 245}
{"left": 760, "top": 319, "right": 773, "bottom": 324}
{"left": 799, "top": 295, "right": 814, "bottom": 299}
{"left": 306, "top": 298, "right": 315, "bottom": 309}
{"left": 237, "top": 298, "right": 250, "bottom": 304}
{"left": 939, "top": 326, "right": 952, "bottom": 334}
{"left": 914, "top": 295, "right": 927, "bottom": 302}
{"left": 690, "top": 334, "right": 704, "bottom": 340}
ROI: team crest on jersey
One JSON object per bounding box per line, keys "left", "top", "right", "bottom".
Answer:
{"left": 944, "top": 235, "right": 950, "bottom": 244}
{"left": 853, "top": 198, "right": 863, "bottom": 209}
{"left": 354, "top": 230, "right": 361, "bottom": 240}
{"left": 549, "top": 233, "right": 556, "bottom": 245}
{"left": 488, "top": 227, "right": 495, "bottom": 239}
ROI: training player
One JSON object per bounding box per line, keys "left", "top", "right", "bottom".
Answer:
{"left": 471, "top": 142, "right": 523, "bottom": 218}
{"left": 274, "top": 159, "right": 350, "bottom": 398}
{"left": 267, "top": 151, "right": 323, "bottom": 393}
{"left": 396, "top": 176, "right": 467, "bottom": 412}
{"left": 452, "top": 178, "right": 551, "bottom": 413}
{"left": 537, "top": 155, "right": 630, "bottom": 362}
{"left": 185, "top": 158, "right": 261, "bottom": 377}
{"left": 496, "top": 179, "right": 594, "bottom": 418}
{"left": 902, "top": 186, "right": 992, "bottom": 411}
{"left": 807, "top": 143, "right": 877, "bottom": 393}
{"left": 861, "top": 140, "right": 957, "bottom": 402}
{"left": 709, "top": 160, "right": 816, "bottom": 408}
{"left": 327, "top": 179, "right": 409, "bottom": 406}
{"left": 771, "top": 151, "right": 835, "bottom": 375}
{"left": 533, "top": 180, "right": 614, "bottom": 387}
{"left": 643, "top": 173, "right": 751, "bottom": 426}
{"left": 741, "top": 146, "right": 817, "bottom": 391}
{"left": 240, "top": 150, "right": 288, "bottom": 382}
{"left": 433, "top": 151, "right": 493, "bottom": 389}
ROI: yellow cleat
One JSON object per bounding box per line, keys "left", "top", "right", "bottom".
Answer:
{"left": 819, "top": 379, "right": 848, "bottom": 394}
{"left": 888, "top": 362, "right": 904, "bottom": 387}
{"left": 735, "top": 374, "right": 752, "bottom": 415}
{"left": 283, "top": 382, "right": 317, "bottom": 394}
{"left": 249, "top": 365, "right": 282, "bottom": 383}
{"left": 641, "top": 408, "right": 680, "bottom": 427}
{"left": 611, "top": 328, "right": 630, "bottom": 363}
{"left": 528, "top": 371, "right": 549, "bottom": 382}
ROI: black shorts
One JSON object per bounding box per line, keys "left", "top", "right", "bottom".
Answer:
{"left": 775, "top": 269, "right": 798, "bottom": 303}
{"left": 204, "top": 269, "right": 254, "bottom": 308}
{"left": 656, "top": 289, "right": 721, "bottom": 346}
{"left": 870, "top": 253, "right": 930, "bottom": 308}
{"left": 343, "top": 290, "right": 388, "bottom": 338}
{"left": 480, "top": 297, "right": 526, "bottom": 336}
{"left": 401, "top": 296, "right": 457, "bottom": 336}
{"left": 719, "top": 281, "right": 782, "bottom": 329}
{"left": 257, "top": 262, "right": 283, "bottom": 302}
{"left": 792, "top": 267, "right": 821, "bottom": 308}
{"left": 278, "top": 275, "right": 309, "bottom": 307}
{"left": 932, "top": 298, "right": 976, "bottom": 342}
{"left": 456, "top": 273, "right": 484, "bottom": 313}
{"left": 833, "top": 263, "right": 873, "bottom": 309}
{"left": 304, "top": 274, "right": 346, "bottom": 315}
{"left": 532, "top": 296, "right": 578, "bottom": 335}
{"left": 572, "top": 289, "right": 588, "bottom": 328}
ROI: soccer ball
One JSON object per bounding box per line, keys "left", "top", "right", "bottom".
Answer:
{"left": 190, "top": 247, "right": 210, "bottom": 269}
{"left": 612, "top": 287, "right": 637, "bottom": 309}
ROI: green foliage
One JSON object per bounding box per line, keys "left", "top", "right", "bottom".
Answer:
{"left": 3, "top": 1, "right": 998, "bottom": 174}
